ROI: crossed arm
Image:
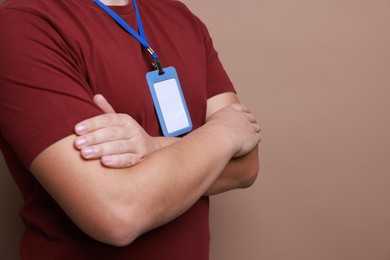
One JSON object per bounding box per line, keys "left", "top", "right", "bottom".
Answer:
{"left": 30, "top": 92, "right": 261, "bottom": 246}
{"left": 75, "top": 92, "right": 260, "bottom": 195}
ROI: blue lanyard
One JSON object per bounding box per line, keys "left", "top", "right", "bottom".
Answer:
{"left": 93, "top": 0, "right": 164, "bottom": 74}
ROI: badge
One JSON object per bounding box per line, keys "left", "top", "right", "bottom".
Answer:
{"left": 146, "top": 66, "right": 192, "bottom": 137}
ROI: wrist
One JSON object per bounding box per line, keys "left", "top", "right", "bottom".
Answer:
{"left": 153, "top": 136, "right": 178, "bottom": 151}
{"left": 197, "top": 122, "right": 238, "bottom": 158}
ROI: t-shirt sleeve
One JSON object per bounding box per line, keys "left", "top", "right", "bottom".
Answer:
{"left": 0, "top": 8, "right": 101, "bottom": 167}
{"left": 201, "top": 18, "right": 236, "bottom": 98}
{"left": 189, "top": 8, "right": 236, "bottom": 99}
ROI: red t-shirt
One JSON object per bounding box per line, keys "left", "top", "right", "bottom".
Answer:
{"left": 0, "top": 0, "right": 235, "bottom": 259}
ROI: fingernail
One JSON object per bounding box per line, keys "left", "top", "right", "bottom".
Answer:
{"left": 82, "top": 147, "right": 94, "bottom": 157}
{"left": 75, "top": 123, "right": 87, "bottom": 134}
{"left": 75, "top": 137, "right": 87, "bottom": 148}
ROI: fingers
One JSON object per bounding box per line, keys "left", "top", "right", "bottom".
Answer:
{"left": 247, "top": 113, "right": 261, "bottom": 134}
{"left": 74, "top": 94, "right": 154, "bottom": 169}
{"left": 229, "top": 103, "right": 260, "bottom": 130}
{"left": 75, "top": 113, "right": 135, "bottom": 136}
{"left": 93, "top": 94, "right": 116, "bottom": 114}
{"left": 101, "top": 154, "right": 143, "bottom": 168}
{"left": 75, "top": 125, "right": 132, "bottom": 149}
{"left": 74, "top": 94, "right": 122, "bottom": 135}
{"left": 230, "top": 103, "right": 256, "bottom": 122}
{"left": 230, "top": 103, "right": 247, "bottom": 112}
{"left": 228, "top": 103, "right": 262, "bottom": 156}
{"left": 79, "top": 139, "right": 140, "bottom": 159}
{"left": 79, "top": 139, "right": 144, "bottom": 168}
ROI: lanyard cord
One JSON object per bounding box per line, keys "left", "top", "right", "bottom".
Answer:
{"left": 93, "top": 0, "right": 164, "bottom": 74}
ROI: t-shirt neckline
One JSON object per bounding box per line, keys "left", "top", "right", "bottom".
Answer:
{"left": 106, "top": 1, "right": 134, "bottom": 15}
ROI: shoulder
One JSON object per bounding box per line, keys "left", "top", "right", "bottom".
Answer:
{"left": 0, "top": 0, "right": 100, "bottom": 47}
{"left": 1, "top": 0, "right": 56, "bottom": 15}
{"left": 0, "top": 0, "right": 94, "bottom": 22}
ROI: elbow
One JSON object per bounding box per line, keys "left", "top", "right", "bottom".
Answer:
{"left": 239, "top": 149, "right": 260, "bottom": 189}
{"left": 102, "top": 224, "right": 138, "bottom": 247}
{"left": 93, "top": 219, "right": 140, "bottom": 247}
{"left": 82, "top": 207, "right": 145, "bottom": 247}
{"left": 74, "top": 187, "right": 160, "bottom": 247}
{"left": 102, "top": 204, "right": 162, "bottom": 247}
{"left": 239, "top": 160, "right": 259, "bottom": 189}
{"left": 106, "top": 205, "right": 155, "bottom": 247}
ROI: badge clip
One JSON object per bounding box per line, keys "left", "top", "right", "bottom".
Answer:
{"left": 152, "top": 59, "right": 164, "bottom": 75}
{"left": 147, "top": 47, "right": 164, "bottom": 75}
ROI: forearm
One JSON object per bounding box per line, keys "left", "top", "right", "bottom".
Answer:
{"left": 131, "top": 126, "right": 237, "bottom": 230}
{"left": 76, "top": 92, "right": 260, "bottom": 197}
{"left": 153, "top": 137, "right": 259, "bottom": 196}
{"left": 204, "top": 145, "right": 259, "bottom": 195}
{"left": 31, "top": 123, "right": 237, "bottom": 246}
{"left": 45, "top": 95, "right": 261, "bottom": 245}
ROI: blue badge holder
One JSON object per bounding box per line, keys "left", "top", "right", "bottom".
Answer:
{"left": 146, "top": 66, "right": 192, "bottom": 137}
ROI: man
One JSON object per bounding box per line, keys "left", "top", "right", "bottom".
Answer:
{"left": 0, "top": 0, "right": 261, "bottom": 259}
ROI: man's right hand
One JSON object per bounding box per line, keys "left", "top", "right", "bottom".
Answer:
{"left": 74, "top": 94, "right": 161, "bottom": 168}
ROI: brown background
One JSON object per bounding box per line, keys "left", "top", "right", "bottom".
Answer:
{"left": 1, "top": 0, "right": 390, "bottom": 259}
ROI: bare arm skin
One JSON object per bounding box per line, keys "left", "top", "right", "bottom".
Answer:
{"left": 76, "top": 92, "right": 261, "bottom": 195}
{"left": 30, "top": 103, "right": 261, "bottom": 247}
{"left": 204, "top": 93, "right": 260, "bottom": 195}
